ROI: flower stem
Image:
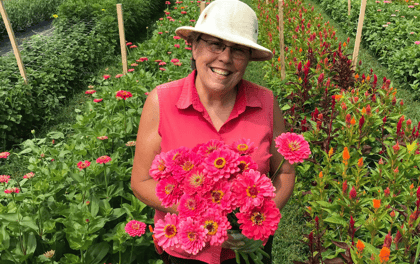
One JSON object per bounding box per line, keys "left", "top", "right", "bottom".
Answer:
{"left": 129, "top": 244, "right": 134, "bottom": 263}
{"left": 271, "top": 158, "right": 285, "bottom": 181}
{"left": 104, "top": 164, "right": 108, "bottom": 198}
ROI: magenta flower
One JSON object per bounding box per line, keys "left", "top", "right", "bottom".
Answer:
{"left": 408, "top": 5, "right": 415, "bottom": 8}
{"left": 415, "top": 41, "right": 420, "bottom": 45}
{"left": 171, "top": 58, "right": 180, "bottom": 63}
{"left": 103, "top": 75, "right": 110, "bottom": 80}
{"left": 182, "top": 165, "right": 212, "bottom": 195}
{"left": 128, "top": 69, "right": 135, "bottom": 72}
{"left": 0, "top": 152, "right": 10, "bottom": 159}
{"left": 171, "top": 151, "right": 201, "bottom": 178}
{"left": 150, "top": 152, "right": 172, "bottom": 181}
{"left": 203, "top": 149, "right": 240, "bottom": 182}
{"left": 0, "top": 175, "right": 10, "bottom": 183}
{"left": 156, "top": 178, "right": 183, "bottom": 208}
{"left": 97, "top": 136, "right": 108, "bottom": 140}
{"left": 115, "top": 90, "right": 133, "bottom": 100}
{"left": 125, "top": 220, "right": 146, "bottom": 237}
{"left": 205, "top": 181, "right": 235, "bottom": 214}
{"left": 154, "top": 213, "right": 179, "bottom": 249}
{"left": 236, "top": 155, "right": 258, "bottom": 174}
{"left": 115, "top": 74, "right": 123, "bottom": 78}
{"left": 179, "top": 217, "right": 208, "bottom": 255}
{"left": 177, "top": 193, "right": 207, "bottom": 218}
{"left": 96, "top": 155, "right": 111, "bottom": 164}
{"left": 185, "top": 47, "right": 192, "bottom": 50}
{"left": 126, "top": 42, "right": 133, "bottom": 46}
{"left": 237, "top": 199, "right": 281, "bottom": 241}
{"left": 194, "top": 139, "right": 226, "bottom": 157}
{"left": 93, "top": 99, "right": 103, "bottom": 103}
{"left": 23, "top": 172, "right": 35, "bottom": 179}
{"left": 173, "top": 36, "right": 181, "bottom": 40}
{"left": 174, "top": 44, "right": 180, "bottom": 48}
{"left": 275, "top": 132, "right": 311, "bottom": 164}
{"left": 77, "top": 160, "right": 91, "bottom": 170}
{"left": 159, "top": 62, "right": 167, "bottom": 66}
{"left": 4, "top": 187, "right": 20, "bottom": 194}
{"left": 85, "top": 90, "right": 96, "bottom": 95}
{"left": 129, "top": 45, "right": 137, "bottom": 49}
{"left": 230, "top": 138, "right": 257, "bottom": 155}
{"left": 159, "top": 68, "right": 166, "bottom": 71}
{"left": 201, "top": 208, "right": 230, "bottom": 246}
{"left": 232, "top": 169, "right": 275, "bottom": 211}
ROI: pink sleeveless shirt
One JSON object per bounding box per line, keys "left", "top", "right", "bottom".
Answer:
{"left": 155, "top": 70, "right": 274, "bottom": 264}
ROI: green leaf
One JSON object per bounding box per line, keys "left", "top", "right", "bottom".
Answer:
{"left": 0, "top": 224, "right": 10, "bottom": 251}
{"left": 21, "top": 216, "right": 39, "bottom": 233}
{"left": 324, "top": 214, "right": 347, "bottom": 226}
{"left": 84, "top": 242, "right": 110, "bottom": 264}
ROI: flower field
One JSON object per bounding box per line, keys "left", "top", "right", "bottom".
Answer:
{"left": 1, "top": 0, "right": 420, "bottom": 263}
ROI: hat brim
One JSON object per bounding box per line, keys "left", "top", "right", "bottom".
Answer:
{"left": 175, "top": 26, "right": 274, "bottom": 62}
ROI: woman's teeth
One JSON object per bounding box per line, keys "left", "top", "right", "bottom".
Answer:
{"left": 211, "top": 68, "right": 230, "bottom": 76}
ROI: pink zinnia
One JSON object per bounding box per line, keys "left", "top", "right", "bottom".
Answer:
{"left": 205, "top": 181, "right": 235, "bottom": 214}
{"left": 171, "top": 151, "right": 202, "bottom": 178}
{"left": 159, "top": 68, "right": 166, "bottom": 71}
{"left": 232, "top": 169, "right": 275, "bottom": 210}
{"left": 193, "top": 139, "right": 226, "bottom": 157}
{"left": 415, "top": 41, "right": 420, "bottom": 45}
{"left": 23, "top": 172, "right": 35, "bottom": 179}
{"left": 179, "top": 217, "right": 208, "bottom": 255}
{"left": 275, "top": 132, "right": 311, "bottom": 164}
{"left": 139, "top": 57, "right": 149, "bottom": 62}
{"left": 177, "top": 193, "right": 207, "bottom": 218}
{"left": 103, "top": 75, "right": 110, "bottom": 80}
{"left": 4, "top": 187, "right": 20, "bottom": 194}
{"left": 0, "top": 175, "right": 10, "bottom": 183}
{"left": 115, "top": 90, "right": 133, "bottom": 100}
{"left": 125, "top": 220, "right": 146, "bottom": 237}
{"left": 77, "top": 160, "right": 91, "bottom": 170}
{"left": 166, "top": 147, "right": 190, "bottom": 181}
{"left": 128, "top": 69, "right": 134, "bottom": 72}
{"left": 173, "top": 36, "right": 181, "bottom": 40}
{"left": 171, "top": 58, "right": 180, "bottom": 63}
{"left": 185, "top": 47, "right": 192, "bottom": 50}
{"left": 93, "top": 99, "right": 103, "bottom": 103}
{"left": 159, "top": 62, "right": 167, "bottom": 66}
{"left": 85, "top": 90, "right": 96, "bottom": 94}
{"left": 156, "top": 178, "right": 183, "bottom": 207}
{"left": 115, "top": 74, "right": 123, "bottom": 79}
{"left": 174, "top": 44, "right": 180, "bottom": 48}
{"left": 0, "top": 152, "right": 10, "bottom": 159}
{"left": 97, "top": 136, "right": 108, "bottom": 140}
{"left": 96, "top": 155, "right": 111, "bottom": 164}
{"left": 201, "top": 208, "right": 230, "bottom": 246}
{"left": 183, "top": 165, "right": 213, "bottom": 195}
{"left": 203, "top": 148, "right": 240, "bottom": 182}
{"left": 230, "top": 138, "right": 257, "bottom": 155}
{"left": 154, "top": 213, "right": 180, "bottom": 249}
{"left": 150, "top": 152, "right": 172, "bottom": 181}
{"left": 236, "top": 155, "right": 258, "bottom": 174}
{"left": 237, "top": 199, "right": 281, "bottom": 241}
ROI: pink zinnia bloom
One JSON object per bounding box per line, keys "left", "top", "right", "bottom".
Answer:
{"left": 154, "top": 213, "right": 180, "bottom": 249}
{"left": 150, "top": 152, "right": 172, "bottom": 181}
{"left": 232, "top": 169, "right": 275, "bottom": 210}
{"left": 93, "top": 99, "right": 103, "bottom": 103}
{"left": 205, "top": 181, "right": 235, "bottom": 214}
{"left": 0, "top": 175, "right": 10, "bottom": 183}
{"left": 275, "top": 132, "right": 311, "bottom": 164}
{"left": 139, "top": 57, "right": 149, "bottom": 62}
{"left": 4, "top": 187, "right": 20, "bottom": 194}
{"left": 115, "top": 90, "right": 133, "bottom": 100}
{"left": 126, "top": 42, "right": 133, "bottom": 46}
{"left": 173, "top": 36, "right": 181, "bottom": 40}
{"left": 236, "top": 155, "right": 258, "bottom": 174}
{"left": 85, "top": 90, "right": 96, "bottom": 94}
{"left": 159, "top": 68, "right": 166, "bottom": 71}
{"left": 237, "top": 199, "right": 281, "bottom": 241}
{"left": 408, "top": 5, "right": 414, "bottom": 8}
{"left": 97, "top": 136, "right": 108, "bottom": 140}
{"left": 410, "top": 32, "right": 416, "bottom": 35}
{"left": 415, "top": 41, "right": 420, "bottom": 45}
{"left": 201, "top": 208, "right": 230, "bottom": 246}
{"left": 190, "top": 19, "right": 196, "bottom": 22}
{"left": 156, "top": 178, "right": 183, "bottom": 207}
{"left": 129, "top": 45, "right": 137, "bottom": 49}
{"left": 77, "top": 160, "right": 91, "bottom": 170}
{"left": 193, "top": 139, "right": 226, "bottom": 157}
{"left": 171, "top": 151, "right": 202, "bottom": 178}
{"left": 183, "top": 165, "right": 213, "bottom": 195}
{"left": 185, "top": 47, "right": 192, "bottom": 50}
{"left": 158, "top": 32, "right": 163, "bottom": 34}
{"left": 125, "top": 220, "right": 146, "bottom": 237}
{"left": 174, "top": 44, "right": 180, "bottom": 48}
{"left": 179, "top": 217, "right": 208, "bottom": 255}
{"left": 166, "top": 147, "right": 190, "bottom": 181}
{"left": 230, "top": 138, "right": 257, "bottom": 155}
{"left": 203, "top": 149, "right": 240, "bottom": 182}
{"left": 131, "top": 63, "right": 138, "bottom": 67}
{"left": 115, "top": 74, "right": 123, "bottom": 78}
{"left": 23, "top": 172, "right": 35, "bottom": 179}
{"left": 0, "top": 152, "right": 10, "bottom": 159}
{"left": 159, "top": 62, "right": 167, "bottom": 66}
{"left": 96, "top": 155, "right": 111, "bottom": 164}
{"left": 181, "top": 11, "right": 187, "bottom": 14}
{"left": 171, "top": 58, "right": 180, "bottom": 63}
{"left": 128, "top": 69, "right": 134, "bottom": 72}
{"left": 103, "top": 75, "right": 110, "bottom": 80}
{"left": 178, "top": 193, "right": 207, "bottom": 218}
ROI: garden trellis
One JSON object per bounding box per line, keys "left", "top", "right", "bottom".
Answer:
{"left": 278, "top": 0, "right": 286, "bottom": 80}
{"left": 117, "top": 3, "right": 128, "bottom": 75}
{"left": 351, "top": 0, "right": 367, "bottom": 70}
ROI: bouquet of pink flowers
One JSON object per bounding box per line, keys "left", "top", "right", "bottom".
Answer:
{"left": 150, "top": 139, "right": 280, "bottom": 262}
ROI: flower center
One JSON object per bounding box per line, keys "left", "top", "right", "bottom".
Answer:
{"left": 214, "top": 157, "right": 226, "bottom": 169}
{"left": 158, "top": 160, "right": 166, "bottom": 171}
{"left": 165, "top": 184, "right": 174, "bottom": 194}
{"left": 183, "top": 161, "right": 194, "bottom": 171}
{"left": 206, "top": 145, "right": 217, "bottom": 154}
{"left": 189, "top": 173, "right": 204, "bottom": 187}
{"left": 187, "top": 232, "right": 197, "bottom": 241}
{"left": 237, "top": 144, "right": 249, "bottom": 152}
{"left": 164, "top": 224, "right": 177, "bottom": 238}
{"left": 132, "top": 223, "right": 140, "bottom": 230}
{"left": 238, "top": 161, "right": 248, "bottom": 173}
{"left": 288, "top": 141, "right": 300, "bottom": 152}
{"left": 246, "top": 185, "right": 259, "bottom": 198}
{"left": 186, "top": 198, "right": 196, "bottom": 210}
{"left": 250, "top": 212, "right": 266, "bottom": 225}
{"left": 204, "top": 220, "right": 218, "bottom": 235}
{"left": 211, "top": 190, "right": 224, "bottom": 204}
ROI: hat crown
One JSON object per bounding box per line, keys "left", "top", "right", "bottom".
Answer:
{"left": 196, "top": 0, "right": 258, "bottom": 44}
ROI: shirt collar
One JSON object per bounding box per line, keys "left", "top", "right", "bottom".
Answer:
{"left": 176, "top": 70, "right": 262, "bottom": 112}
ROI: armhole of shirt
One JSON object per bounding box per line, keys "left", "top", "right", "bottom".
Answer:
{"left": 269, "top": 89, "right": 274, "bottom": 144}
{"left": 156, "top": 86, "right": 163, "bottom": 138}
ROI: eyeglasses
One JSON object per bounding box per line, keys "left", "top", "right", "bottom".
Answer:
{"left": 198, "top": 36, "right": 251, "bottom": 60}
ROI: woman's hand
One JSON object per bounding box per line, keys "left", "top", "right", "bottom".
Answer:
{"left": 222, "top": 233, "right": 263, "bottom": 252}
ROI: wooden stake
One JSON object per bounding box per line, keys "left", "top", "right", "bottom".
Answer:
{"left": 200, "top": 2, "right": 205, "bottom": 13}
{"left": 352, "top": 0, "right": 367, "bottom": 70}
{"left": 278, "top": 0, "right": 286, "bottom": 80}
{"left": 266, "top": 0, "right": 269, "bottom": 4}
{"left": 0, "top": 0, "right": 27, "bottom": 84}
{"left": 116, "top": 4, "right": 127, "bottom": 75}
{"left": 348, "top": 0, "right": 351, "bottom": 16}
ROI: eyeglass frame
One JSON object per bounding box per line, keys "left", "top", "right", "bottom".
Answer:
{"left": 196, "top": 35, "right": 252, "bottom": 60}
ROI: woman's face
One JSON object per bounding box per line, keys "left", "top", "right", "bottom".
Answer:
{"left": 192, "top": 34, "right": 250, "bottom": 95}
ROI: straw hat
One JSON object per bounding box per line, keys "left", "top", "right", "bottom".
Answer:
{"left": 175, "top": 0, "right": 273, "bottom": 61}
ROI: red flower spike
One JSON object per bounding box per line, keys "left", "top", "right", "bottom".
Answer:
{"left": 417, "top": 186, "right": 420, "bottom": 200}
{"left": 297, "top": 61, "right": 302, "bottom": 72}
{"left": 342, "top": 180, "right": 348, "bottom": 194}
{"left": 384, "top": 187, "right": 390, "bottom": 196}
{"left": 359, "top": 115, "right": 365, "bottom": 131}
{"left": 372, "top": 94, "right": 376, "bottom": 102}
{"left": 362, "top": 73, "right": 365, "bottom": 80}
{"left": 366, "top": 105, "right": 372, "bottom": 115}
{"left": 382, "top": 232, "right": 392, "bottom": 248}
{"left": 371, "top": 68, "right": 374, "bottom": 75}
{"left": 349, "top": 186, "right": 357, "bottom": 199}
{"left": 383, "top": 116, "right": 387, "bottom": 124}
{"left": 350, "top": 216, "right": 355, "bottom": 229}
{"left": 345, "top": 114, "right": 352, "bottom": 126}
{"left": 342, "top": 102, "right": 347, "bottom": 111}
{"left": 383, "top": 76, "right": 387, "bottom": 83}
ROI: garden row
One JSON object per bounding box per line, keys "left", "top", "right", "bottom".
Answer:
{"left": 0, "top": 1, "right": 205, "bottom": 263}
{"left": 0, "top": 0, "right": 166, "bottom": 150}
{"left": 312, "top": 0, "right": 420, "bottom": 95}
{"left": 256, "top": 0, "right": 420, "bottom": 262}
{"left": 0, "top": 0, "right": 64, "bottom": 39}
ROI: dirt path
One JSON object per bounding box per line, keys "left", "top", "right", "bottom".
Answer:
{"left": 0, "top": 19, "right": 54, "bottom": 57}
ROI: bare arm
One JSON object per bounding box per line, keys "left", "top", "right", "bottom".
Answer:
{"left": 269, "top": 97, "right": 296, "bottom": 211}
{"left": 131, "top": 88, "right": 177, "bottom": 214}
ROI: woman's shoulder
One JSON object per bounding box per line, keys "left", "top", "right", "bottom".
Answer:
{"left": 241, "top": 79, "right": 273, "bottom": 95}
{"left": 155, "top": 75, "right": 188, "bottom": 91}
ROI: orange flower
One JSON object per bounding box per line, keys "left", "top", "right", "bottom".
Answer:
{"left": 356, "top": 240, "right": 365, "bottom": 253}
{"left": 361, "top": 107, "right": 366, "bottom": 115}
{"left": 379, "top": 246, "right": 390, "bottom": 263}
{"left": 373, "top": 199, "right": 381, "bottom": 209}
{"left": 410, "top": 183, "right": 414, "bottom": 190}
{"left": 335, "top": 94, "right": 343, "bottom": 101}
{"left": 319, "top": 171, "right": 323, "bottom": 178}
{"left": 278, "top": 57, "right": 281, "bottom": 62}
{"left": 355, "top": 74, "right": 359, "bottom": 80}
{"left": 343, "top": 42, "right": 347, "bottom": 47}
{"left": 357, "top": 157, "right": 363, "bottom": 168}
{"left": 390, "top": 211, "right": 395, "bottom": 217}
{"left": 366, "top": 75, "right": 371, "bottom": 81}
{"left": 290, "top": 49, "right": 293, "bottom": 54}
{"left": 343, "top": 147, "right": 350, "bottom": 165}
{"left": 351, "top": 117, "right": 356, "bottom": 125}
{"left": 328, "top": 147, "right": 334, "bottom": 158}
{"left": 299, "top": 48, "right": 303, "bottom": 52}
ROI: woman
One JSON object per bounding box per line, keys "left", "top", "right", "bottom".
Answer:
{"left": 131, "top": 0, "right": 295, "bottom": 263}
